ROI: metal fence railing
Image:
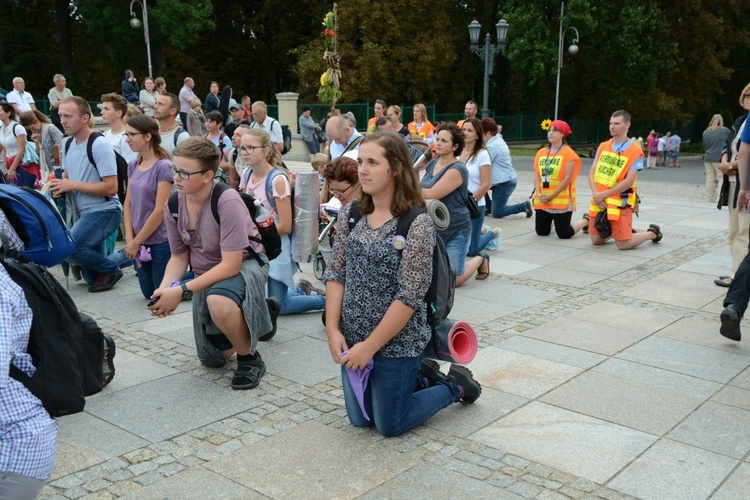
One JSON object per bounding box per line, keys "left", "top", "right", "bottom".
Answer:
{"left": 29, "top": 97, "right": 696, "bottom": 144}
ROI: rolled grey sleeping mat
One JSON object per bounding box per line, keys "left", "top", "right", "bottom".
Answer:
{"left": 425, "top": 199, "right": 451, "bottom": 231}
{"left": 292, "top": 172, "right": 320, "bottom": 263}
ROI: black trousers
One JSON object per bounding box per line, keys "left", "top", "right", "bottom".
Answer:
{"left": 725, "top": 249, "right": 750, "bottom": 316}
{"left": 535, "top": 210, "right": 575, "bottom": 239}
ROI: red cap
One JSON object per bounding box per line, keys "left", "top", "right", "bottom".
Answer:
{"left": 550, "top": 120, "right": 572, "bottom": 137}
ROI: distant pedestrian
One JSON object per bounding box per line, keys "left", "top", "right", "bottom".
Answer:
{"left": 121, "top": 70, "right": 139, "bottom": 104}
{"left": 703, "top": 114, "right": 731, "bottom": 201}
{"left": 138, "top": 77, "right": 159, "bottom": 118}
{"left": 205, "top": 81, "right": 220, "bottom": 113}
{"left": 667, "top": 131, "right": 681, "bottom": 167}
{"left": 367, "top": 99, "right": 386, "bottom": 135}
{"left": 299, "top": 106, "right": 321, "bottom": 155}
{"left": 647, "top": 132, "right": 659, "bottom": 170}
{"left": 6, "top": 77, "right": 36, "bottom": 120}
{"left": 178, "top": 77, "right": 197, "bottom": 127}
{"left": 47, "top": 73, "right": 72, "bottom": 132}
{"left": 658, "top": 132, "right": 668, "bottom": 166}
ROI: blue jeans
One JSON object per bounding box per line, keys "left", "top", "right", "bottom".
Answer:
{"left": 443, "top": 231, "right": 470, "bottom": 276}
{"left": 467, "top": 213, "right": 494, "bottom": 257}
{"left": 341, "top": 354, "right": 460, "bottom": 437}
{"left": 67, "top": 209, "right": 122, "bottom": 285}
{"left": 491, "top": 179, "right": 527, "bottom": 218}
{"left": 268, "top": 277, "right": 325, "bottom": 315}
{"left": 109, "top": 241, "right": 172, "bottom": 298}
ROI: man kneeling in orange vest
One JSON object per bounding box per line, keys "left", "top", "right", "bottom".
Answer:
{"left": 587, "top": 110, "right": 663, "bottom": 249}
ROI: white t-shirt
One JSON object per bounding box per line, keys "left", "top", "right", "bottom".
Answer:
{"left": 103, "top": 129, "right": 137, "bottom": 163}
{"left": 657, "top": 138, "right": 666, "bottom": 152}
{"left": 0, "top": 122, "right": 27, "bottom": 158}
{"left": 463, "top": 149, "right": 492, "bottom": 207}
{"left": 160, "top": 128, "right": 190, "bottom": 159}
{"left": 6, "top": 90, "right": 35, "bottom": 118}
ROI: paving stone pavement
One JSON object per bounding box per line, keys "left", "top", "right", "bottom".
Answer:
{"left": 39, "top": 160, "right": 750, "bottom": 499}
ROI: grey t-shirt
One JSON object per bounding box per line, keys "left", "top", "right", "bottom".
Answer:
{"left": 702, "top": 127, "right": 731, "bottom": 162}
{"left": 161, "top": 129, "right": 190, "bottom": 159}
{"left": 64, "top": 135, "right": 122, "bottom": 216}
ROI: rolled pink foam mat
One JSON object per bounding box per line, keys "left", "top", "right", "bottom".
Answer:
{"left": 424, "top": 319, "right": 477, "bottom": 364}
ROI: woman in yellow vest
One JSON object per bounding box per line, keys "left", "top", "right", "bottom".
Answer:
{"left": 532, "top": 120, "right": 588, "bottom": 238}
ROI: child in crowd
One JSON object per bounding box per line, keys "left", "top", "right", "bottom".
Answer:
{"left": 148, "top": 137, "right": 272, "bottom": 390}
{"left": 240, "top": 129, "right": 326, "bottom": 315}
{"left": 108, "top": 115, "right": 173, "bottom": 299}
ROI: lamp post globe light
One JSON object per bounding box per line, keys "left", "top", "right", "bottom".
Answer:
{"left": 468, "top": 18, "right": 509, "bottom": 118}
{"left": 554, "top": 2, "right": 580, "bottom": 120}
{"left": 129, "top": 0, "right": 153, "bottom": 79}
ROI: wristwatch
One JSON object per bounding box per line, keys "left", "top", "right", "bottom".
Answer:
{"left": 181, "top": 283, "right": 193, "bottom": 301}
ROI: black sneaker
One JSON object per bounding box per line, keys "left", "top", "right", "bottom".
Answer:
{"left": 524, "top": 199, "right": 534, "bottom": 218}
{"left": 447, "top": 364, "right": 482, "bottom": 403}
{"left": 419, "top": 358, "right": 447, "bottom": 387}
{"left": 88, "top": 269, "right": 123, "bottom": 293}
{"left": 720, "top": 304, "right": 742, "bottom": 341}
{"left": 102, "top": 333, "right": 116, "bottom": 387}
{"left": 259, "top": 297, "right": 280, "bottom": 341}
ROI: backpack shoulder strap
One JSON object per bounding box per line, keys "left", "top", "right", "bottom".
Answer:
{"left": 347, "top": 201, "right": 362, "bottom": 232}
{"left": 64, "top": 136, "right": 75, "bottom": 155}
{"left": 86, "top": 132, "right": 103, "bottom": 172}
{"left": 396, "top": 206, "right": 425, "bottom": 238}
{"left": 210, "top": 182, "right": 231, "bottom": 225}
{"left": 343, "top": 135, "right": 364, "bottom": 155}
{"left": 167, "top": 191, "right": 179, "bottom": 224}
{"left": 264, "top": 168, "right": 285, "bottom": 209}
{"left": 174, "top": 127, "right": 186, "bottom": 147}
{"left": 232, "top": 147, "right": 239, "bottom": 165}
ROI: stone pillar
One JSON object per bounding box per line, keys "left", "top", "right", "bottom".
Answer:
{"left": 276, "top": 92, "right": 299, "bottom": 133}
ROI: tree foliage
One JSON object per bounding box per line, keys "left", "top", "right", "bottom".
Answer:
{"left": 0, "top": 0, "right": 748, "bottom": 127}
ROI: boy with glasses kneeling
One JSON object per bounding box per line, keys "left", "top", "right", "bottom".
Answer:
{"left": 148, "top": 136, "right": 273, "bottom": 390}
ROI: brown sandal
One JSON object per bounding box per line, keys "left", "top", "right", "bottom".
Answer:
{"left": 647, "top": 224, "right": 662, "bottom": 243}
{"left": 476, "top": 253, "right": 490, "bottom": 280}
{"left": 582, "top": 214, "right": 590, "bottom": 234}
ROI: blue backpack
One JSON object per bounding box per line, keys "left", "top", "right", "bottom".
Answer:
{"left": 0, "top": 184, "right": 78, "bottom": 266}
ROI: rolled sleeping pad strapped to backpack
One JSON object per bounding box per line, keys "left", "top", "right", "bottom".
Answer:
{"left": 425, "top": 199, "right": 450, "bottom": 231}
{"left": 292, "top": 172, "right": 320, "bottom": 263}
{"left": 423, "top": 319, "right": 478, "bottom": 364}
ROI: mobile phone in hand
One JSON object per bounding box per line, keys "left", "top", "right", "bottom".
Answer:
{"left": 147, "top": 297, "right": 159, "bottom": 307}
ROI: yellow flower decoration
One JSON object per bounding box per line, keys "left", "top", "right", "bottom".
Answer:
{"left": 541, "top": 119, "right": 552, "bottom": 131}
{"left": 320, "top": 72, "right": 328, "bottom": 86}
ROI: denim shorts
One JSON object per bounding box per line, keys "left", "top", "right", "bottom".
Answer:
{"left": 443, "top": 231, "right": 470, "bottom": 276}
{"left": 206, "top": 273, "right": 246, "bottom": 306}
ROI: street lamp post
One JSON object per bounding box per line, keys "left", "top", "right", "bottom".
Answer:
{"left": 554, "top": 2, "right": 580, "bottom": 120}
{"left": 129, "top": 0, "right": 153, "bottom": 79}
{"left": 468, "top": 18, "right": 509, "bottom": 118}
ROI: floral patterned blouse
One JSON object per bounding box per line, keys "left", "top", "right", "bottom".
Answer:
{"left": 324, "top": 202, "right": 435, "bottom": 358}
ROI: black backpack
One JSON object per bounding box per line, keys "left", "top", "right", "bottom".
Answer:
{"left": 2, "top": 235, "right": 112, "bottom": 417}
{"left": 64, "top": 132, "right": 129, "bottom": 204}
{"left": 348, "top": 202, "right": 455, "bottom": 327}
{"left": 280, "top": 124, "right": 292, "bottom": 155}
{"left": 167, "top": 183, "right": 282, "bottom": 266}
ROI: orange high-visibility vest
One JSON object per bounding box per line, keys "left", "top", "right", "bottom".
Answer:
{"left": 367, "top": 117, "right": 377, "bottom": 135}
{"left": 533, "top": 145, "right": 581, "bottom": 211}
{"left": 407, "top": 121, "right": 435, "bottom": 141}
{"left": 589, "top": 139, "right": 640, "bottom": 220}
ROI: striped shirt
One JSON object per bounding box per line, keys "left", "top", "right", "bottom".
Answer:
{"left": 0, "top": 265, "right": 57, "bottom": 480}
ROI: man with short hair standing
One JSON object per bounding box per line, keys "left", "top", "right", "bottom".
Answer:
{"left": 48, "top": 97, "right": 124, "bottom": 292}
{"left": 225, "top": 102, "right": 251, "bottom": 139}
{"left": 587, "top": 110, "right": 662, "bottom": 249}
{"left": 325, "top": 115, "right": 362, "bottom": 160}
{"left": 100, "top": 93, "right": 136, "bottom": 163}
{"left": 153, "top": 93, "right": 190, "bottom": 159}
{"left": 6, "top": 77, "right": 36, "bottom": 120}
{"left": 178, "top": 77, "right": 197, "bottom": 128}
{"left": 299, "top": 106, "right": 321, "bottom": 154}
{"left": 250, "top": 101, "right": 284, "bottom": 153}
{"left": 47, "top": 74, "right": 72, "bottom": 132}
{"left": 668, "top": 131, "right": 682, "bottom": 168}
{"left": 457, "top": 100, "right": 478, "bottom": 129}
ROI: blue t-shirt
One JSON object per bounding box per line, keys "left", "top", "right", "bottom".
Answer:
{"left": 594, "top": 139, "right": 644, "bottom": 171}
{"left": 741, "top": 121, "right": 750, "bottom": 144}
{"left": 206, "top": 132, "right": 232, "bottom": 157}
{"left": 64, "top": 135, "right": 122, "bottom": 216}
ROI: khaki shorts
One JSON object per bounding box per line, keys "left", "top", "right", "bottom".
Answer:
{"left": 588, "top": 207, "right": 633, "bottom": 241}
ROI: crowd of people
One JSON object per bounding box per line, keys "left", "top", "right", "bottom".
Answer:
{"left": 7, "top": 70, "right": 750, "bottom": 496}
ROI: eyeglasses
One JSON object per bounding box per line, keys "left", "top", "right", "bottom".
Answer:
{"left": 744, "top": 93, "right": 750, "bottom": 99}
{"left": 124, "top": 132, "right": 143, "bottom": 138}
{"left": 239, "top": 145, "right": 262, "bottom": 154}
{"left": 170, "top": 166, "right": 209, "bottom": 180}
{"left": 329, "top": 184, "right": 354, "bottom": 198}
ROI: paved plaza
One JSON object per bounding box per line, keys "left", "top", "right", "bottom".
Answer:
{"left": 39, "top": 157, "right": 750, "bottom": 499}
